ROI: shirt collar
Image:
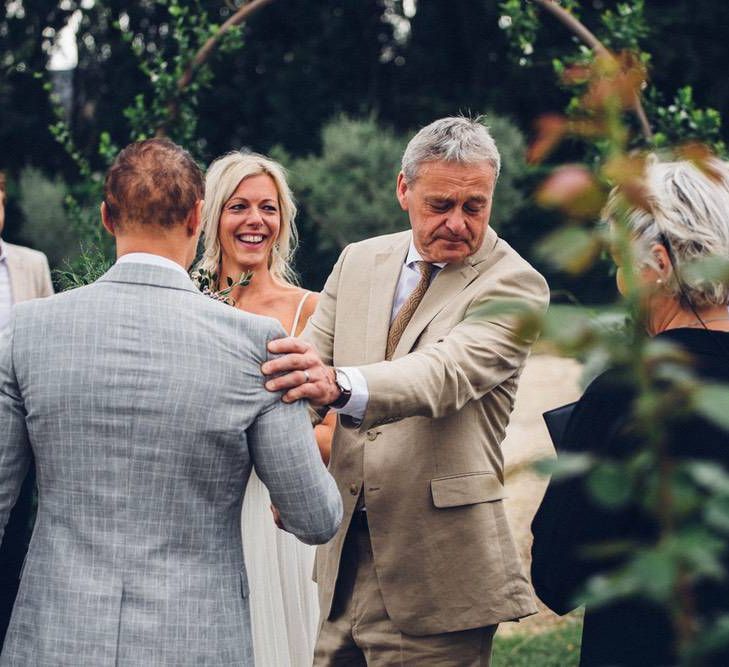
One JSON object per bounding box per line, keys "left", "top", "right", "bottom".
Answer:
{"left": 116, "top": 252, "right": 189, "bottom": 277}
{"left": 405, "top": 239, "right": 447, "bottom": 269}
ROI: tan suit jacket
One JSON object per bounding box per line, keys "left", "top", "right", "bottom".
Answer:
{"left": 4, "top": 242, "right": 53, "bottom": 303}
{"left": 305, "top": 227, "right": 549, "bottom": 635}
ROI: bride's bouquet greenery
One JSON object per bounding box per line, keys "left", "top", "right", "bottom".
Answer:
{"left": 191, "top": 268, "right": 253, "bottom": 306}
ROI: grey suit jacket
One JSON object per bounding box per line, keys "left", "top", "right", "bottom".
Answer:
{"left": 0, "top": 262, "right": 342, "bottom": 666}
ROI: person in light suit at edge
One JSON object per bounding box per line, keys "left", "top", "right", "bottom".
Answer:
{"left": 0, "top": 170, "right": 53, "bottom": 650}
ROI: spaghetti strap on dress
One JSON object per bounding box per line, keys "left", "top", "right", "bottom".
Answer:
{"left": 241, "top": 289, "right": 319, "bottom": 667}
{"left": 289, "top": 291, "right": 312, "bottom": 337}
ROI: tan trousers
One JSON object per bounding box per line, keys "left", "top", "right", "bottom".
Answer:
{"left": 314, "top": 514, "right": 497, "bottom": 666}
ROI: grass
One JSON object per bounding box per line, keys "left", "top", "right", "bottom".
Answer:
{"left": 492, "top": 618, "right": 583, "bottom": 667}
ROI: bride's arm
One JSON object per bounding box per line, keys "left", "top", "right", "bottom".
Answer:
{"left": 314, "top": 412, "right": 334, "bottom": 465}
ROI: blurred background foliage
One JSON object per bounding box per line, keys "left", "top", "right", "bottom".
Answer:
{"left": 1, "top": 0, "right": 728, "bottom": 298}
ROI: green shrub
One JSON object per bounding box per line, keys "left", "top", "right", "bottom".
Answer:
{"left": 17, "top": 167, "right": 80, "bottom": 269}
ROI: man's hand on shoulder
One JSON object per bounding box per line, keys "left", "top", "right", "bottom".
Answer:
{"left": 262, "top": 337, "right": 340, "bottom": 407}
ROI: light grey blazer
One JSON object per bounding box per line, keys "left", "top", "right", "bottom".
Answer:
{"left": 0, "top": 262, "right": 342, "bottom": 666}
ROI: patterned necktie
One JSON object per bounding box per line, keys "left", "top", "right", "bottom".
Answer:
{"left": 386, "top": 261, "right": 434, "bottom": 360}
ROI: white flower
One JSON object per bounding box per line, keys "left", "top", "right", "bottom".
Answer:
{"left": 522, "top": 43, "right": 534, "bottom": 55}
{"left": 498, "top": 15, "right": 513, "bottom": 29}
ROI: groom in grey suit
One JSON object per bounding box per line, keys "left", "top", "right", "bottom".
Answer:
{"left": 0, "top": 138, "right": 342, "bottom": 666}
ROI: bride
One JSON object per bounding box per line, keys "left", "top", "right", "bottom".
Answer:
{"left": 196, "top": 151, "right": 334, "bottom": 666}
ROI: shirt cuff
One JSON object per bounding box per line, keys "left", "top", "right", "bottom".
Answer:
{"left": 333, "top": 366, "right": 369, "bottom": 422}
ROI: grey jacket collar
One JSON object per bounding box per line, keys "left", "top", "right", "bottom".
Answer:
{"left": 97, "top": 261, "right": 199, "bottom": 294}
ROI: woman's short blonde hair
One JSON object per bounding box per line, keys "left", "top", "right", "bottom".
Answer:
{"left": 604, "top": 157, "right": 729, "bottom": 308}
{"left": 197, "top": 151, "right": 298, "bottom": 286}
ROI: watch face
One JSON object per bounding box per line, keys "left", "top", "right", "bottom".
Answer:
{"left": 336, "top": 369, "right": 352, "bottom": 392}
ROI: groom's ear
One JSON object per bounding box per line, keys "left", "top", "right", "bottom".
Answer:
{"left": 186, "top": 199, "right": 204, "bottom": 238}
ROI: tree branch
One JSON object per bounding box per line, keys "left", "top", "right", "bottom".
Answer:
{"left": 157, "top": 0, "right": 277, "bottom": 136}
{"left": 531, "top": 0, "right": 653, "bottom": 142}
{"left": 177, "top": 0, "right": 277, "bottom": 92}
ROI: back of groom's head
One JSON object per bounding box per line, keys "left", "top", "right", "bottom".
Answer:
{"left": 104, "top": 138, "right": 204, "bottom": 230}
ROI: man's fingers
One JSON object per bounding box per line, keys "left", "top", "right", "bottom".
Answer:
{"left": 264, "top": 368, "right": 317, "bottom": 392}
{"left": 281, "top": 385, "right": 328, "bottom": 406}
{"left": 267, "top": 336, "right": 310, "bottom": 355}
{"left": 261, "top": 352, "right": 317, "bottom": 376}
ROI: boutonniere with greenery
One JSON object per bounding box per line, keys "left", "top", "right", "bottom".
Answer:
{"left": 191, "top": 268, "right": 253, "bottom": 306}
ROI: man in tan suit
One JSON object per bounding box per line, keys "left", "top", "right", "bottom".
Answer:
{"left": 0, "top": 171, "right": 54, "bottom": 648}
{"left": 0, "top": 173, "right": 53, "bottom": 328}
{"left": 264, "top": 117, "right": 549, "bottom": 665}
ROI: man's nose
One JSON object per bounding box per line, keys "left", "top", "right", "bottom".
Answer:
{"left": 444, "top": 211, "right": 467, "bottom": 236}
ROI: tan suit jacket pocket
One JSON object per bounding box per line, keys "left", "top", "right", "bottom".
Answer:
{"left": 430, "top": 471, "right": 504, "bottom": 508}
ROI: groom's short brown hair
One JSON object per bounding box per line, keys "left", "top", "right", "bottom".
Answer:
{"left": 103, "top": 138, "right": 204, "bottom": 230}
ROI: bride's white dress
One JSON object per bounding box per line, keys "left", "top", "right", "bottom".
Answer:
{"left": 241, "top": 292, "right": 320, "bottom": 666}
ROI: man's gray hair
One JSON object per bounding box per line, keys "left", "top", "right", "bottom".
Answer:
{"left": 401, "top": 116, "right": 501, "bottom": 183}
{"left": 604, "top": 157, "right": 729, "bottom": 308}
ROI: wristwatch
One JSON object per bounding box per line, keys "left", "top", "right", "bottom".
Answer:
{"left": 328, "top": 368, "right": 352, "bottom": 410}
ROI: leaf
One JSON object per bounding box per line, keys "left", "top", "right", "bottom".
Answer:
{"left": 676, "top": 142, "right": 724, "bottom": 182}
{"left": 693, "top": 383, "right": 729, "bottom": 431}
{"left": 527, "top": 114, "right": 566, "bottom": 164}
{"left": 533, "top": 453, "right": 594, "bottom": 480}
{"left": 687, "top": 461, "right": 729, "bottom": 495}
{"left": 536, "top": 226, "right": 601, "bottom": 274}
{"left": 587, "top": 462, "right": 632, "bottom": 508}
{"left": 705, "top": 495, "right": 729, "bottom": 534}
{"left": 682, "top": 256, "right": 729, "bottom": 286}
{"left": 536, "top": 165, "right": 607, "bottom": 219}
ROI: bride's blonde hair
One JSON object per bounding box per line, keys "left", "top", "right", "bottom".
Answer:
{"left": 197, "top": 151, "right": 299, "bottom": 286}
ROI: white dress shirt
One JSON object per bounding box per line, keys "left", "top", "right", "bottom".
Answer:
{"left": 336, "top": 240, "right": 445, "bottom": 421}
{"left": 116, "top": 252, "right": 191, "bottom": 278}
{"left": 0, "top": 241, "right": 14, "bottom": 330}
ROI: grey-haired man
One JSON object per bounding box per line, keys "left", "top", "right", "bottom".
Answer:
{"left": 264, "top": 117, "right": 549, "bottom": 665}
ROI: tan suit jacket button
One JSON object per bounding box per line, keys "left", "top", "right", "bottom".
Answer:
{"left": 349, "top": 483, "right": 359, "bottom": 495}
{"left": 366, "top": 430, "right": 378, "bottom": 441}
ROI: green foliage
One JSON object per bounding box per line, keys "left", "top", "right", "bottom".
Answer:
{"left": 118, "top": 0, "right": 244, "bottom": 150}
{"left": 55, "top": 243, "right": 114, "bottom": 291}
{"left": 16, "top": 167, "right": 80, "bottom": 269}
{"left": 491, "top": 618, "right": 582, "bottom": 667}
{"left": 598, "top": 0, "right": 650, "bottom": 53}
{"left": 499, "top": 0, "right": 725, "bottom": 155}
{"left": 190, "top": 268, "right": 253, "bottom": 306}
{"left": 484, "top": 113, "right": 531, "bottom": 233}
{"left": 275, "top": 114, "right": 408, "bottom": 251}
{"left": 498, "top": 0, "right": 580, "bottom": 66}
{"left": 649, "top": 87, "right": 727, "bottom": 155}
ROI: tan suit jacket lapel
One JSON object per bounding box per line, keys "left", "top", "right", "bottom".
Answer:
{"left": 366, "top": 234, "right": 410, "bottom": 363}
{"left": 391, "top": 226, "right": 499, "bottom": 360}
